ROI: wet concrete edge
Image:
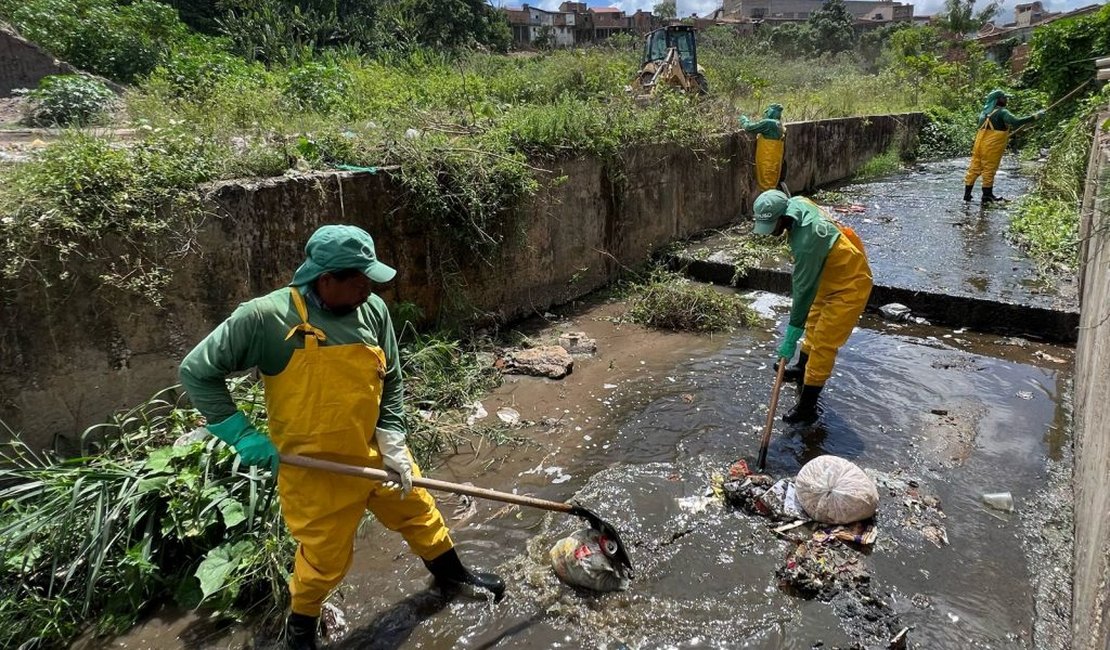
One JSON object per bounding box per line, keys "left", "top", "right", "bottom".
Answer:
{"left": 665, "top": 254, "right": 1081, "bottom": 344}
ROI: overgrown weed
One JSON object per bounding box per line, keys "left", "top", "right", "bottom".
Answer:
{"left": 624, "top": 268, "right": 759, "bottom": 332}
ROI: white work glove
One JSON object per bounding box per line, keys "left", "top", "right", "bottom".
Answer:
{"left": 375, "top": 428, "right": 413, "bottom": 497}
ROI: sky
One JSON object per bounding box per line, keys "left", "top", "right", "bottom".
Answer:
{"left": 492, "top": 0, "right": 1106, "bottom": 23}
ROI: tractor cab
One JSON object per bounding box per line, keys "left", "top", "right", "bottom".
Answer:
{"left": 642, "top": 25, "right": 699, "bottom": 78}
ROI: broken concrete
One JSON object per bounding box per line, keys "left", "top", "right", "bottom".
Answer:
{"left": 501, "top": 346, "right": 574, "bottom": 379}
{"left": 558, "top": 331, "right": 597, "bottom": 355}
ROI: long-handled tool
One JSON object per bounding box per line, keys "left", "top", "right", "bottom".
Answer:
{"left": 280, "top": 453, "right": 634, "bottom": 574}
{"left": 756, "top": 358, "right": 788, "bottom": 471}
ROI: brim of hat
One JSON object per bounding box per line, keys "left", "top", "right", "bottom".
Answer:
{"left": 365, "top": 260, "right": 396, "bottom": 283}
{"left": 289, "top": 259, "right": 396, "bottom": 285}
{"left": 753, "top": 220, "right": 777, "bottom": 235}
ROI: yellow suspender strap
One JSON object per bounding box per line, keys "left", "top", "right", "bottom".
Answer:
{"left": 284, "top": 287, "right": 328, "bottom": 349}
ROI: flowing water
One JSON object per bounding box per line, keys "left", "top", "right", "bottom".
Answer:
{"left": 324, "top": 305, "right": 1071, "bottom": 650}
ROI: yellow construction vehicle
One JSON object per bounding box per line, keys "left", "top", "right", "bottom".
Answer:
{"left": 630, "top": 25, "right": 708, "bottom": 96}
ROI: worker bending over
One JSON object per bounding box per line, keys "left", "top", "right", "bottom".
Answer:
{"left": 179, "top": 225, "right": 504, "bottom": 650}
{"left": 753, "top": 190, "right": 873, "bottom": 425}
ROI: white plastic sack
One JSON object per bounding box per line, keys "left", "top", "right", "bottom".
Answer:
{"left": 549, "top": 528, "right": 631, "bottom": 592}
{"left": 794, "top": 455, "right": 879, "bottom": 524}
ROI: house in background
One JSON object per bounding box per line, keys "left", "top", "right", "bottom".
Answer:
{"left": 720, "top": 0, "right": 914, "bottom": 24}
{"left": 973, "top": 1, "right": 1103, "bottom": 73}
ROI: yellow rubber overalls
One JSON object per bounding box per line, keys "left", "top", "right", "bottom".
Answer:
{"left": 264, "top": 288, "right": 454, "bottom": 617}
{"left": 754, "top": 130, "right": 786, "bottom": 193}
{"left": 798, "top": 232, "right": 873, "bottom": 387}
{"left": 963, "top": 109, "right": 1009, "bottom": 190}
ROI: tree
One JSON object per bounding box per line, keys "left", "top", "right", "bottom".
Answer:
{"left": 934, "top": 0, "right": 1001, "bottom": 38}
{"left": 808, "top": 0, "right": 856, "bottom": 54}
{"left": 379, "top": 0, "right": 511, "bottom": 52}
{"left": 653, "top": 0, "right": 677, "bottom": 21}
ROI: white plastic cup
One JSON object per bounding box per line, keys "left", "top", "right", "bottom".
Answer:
{"left": 982, "top": 492, "right": 1014, "bottom": 512}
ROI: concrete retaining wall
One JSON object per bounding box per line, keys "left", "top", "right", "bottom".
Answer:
{"left": 0, "top": 113, "right": 922, "bottom": 448}
{"left": 1072, "top": 109, "right": 1110, "bottom": 648}
{"left": 0, "top": 23, "right": 79, "bottom": 96}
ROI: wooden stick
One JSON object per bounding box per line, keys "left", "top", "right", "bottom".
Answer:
{"left": 757, "top": 359, "right": 788, "bottom": 471}
{"left": 280, "top": 453, "right": 574, "bottom": 514}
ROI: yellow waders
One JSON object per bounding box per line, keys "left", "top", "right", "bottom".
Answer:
{"left": 963, "top": 110, "right": 1010, "bottom": 190}
{"left": 800, "top": 235, "right": 873, "bottom": 386}
{"left": 754, "top": 133, "right": 786, "bottom": 193}
{"left": 264, "top": 288, "right": 453, "bottom": 617}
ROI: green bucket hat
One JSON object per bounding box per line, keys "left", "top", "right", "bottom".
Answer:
{"left": 753, "top": 190, "right": 789, "bottom": 235}
{"left": 290, "top": 224, "right": 396, "bottom": 286}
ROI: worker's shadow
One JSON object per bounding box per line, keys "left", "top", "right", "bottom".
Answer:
{"left": 332, "top": 588, "right": 449, "bottom": 650}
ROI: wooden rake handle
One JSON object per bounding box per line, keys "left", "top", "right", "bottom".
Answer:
{"left": 757, "top": 358, "right": 788, "bottom": 471}
{"left": 279, "top": 453, "right": 574, "bottom": 514}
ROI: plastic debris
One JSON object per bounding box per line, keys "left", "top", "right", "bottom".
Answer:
{"left": 981, "top": 491, "right": 1014, "bottom": 512}
{"left": 795, "top": 455, "right": 880, "bottom": 525}
{"left": 549, "top": 528, "right": 632, "bottom": 592}
{"left": 496, "top": 407, "right": 521, "bottom": 425}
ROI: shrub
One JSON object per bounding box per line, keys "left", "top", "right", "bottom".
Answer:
{"left": 282, "top": 60, "right": 355, "bottom": 115}
{"left": 3, "top": 0, "right": 187, "bottom": 83}
{"left": 149, "top": 36, "right": 264, "bottom": 101}
{"left": 19, "top": 74, "right": 116, "bottom": 127}
{"left": 917, "top": 106, "right": 976, "bottom": 160}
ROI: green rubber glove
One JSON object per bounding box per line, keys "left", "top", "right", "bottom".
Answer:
{"left": 208, "top": 411, "right": 279, "bottom": 473}
{"left": 739, "top": 114, "right": 752, "bottom": 127}
{"left": 777, "top": 325, "right": 805, "bottom": 361}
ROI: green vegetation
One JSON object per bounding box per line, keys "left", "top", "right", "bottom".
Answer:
{"left": 625, "top": 269, "right": 760, "bottom": 332}
{"left": 0, "top": 321, "right": 507, "bottom": 648}
{"left": 854, "top": 144, "right": 905, "bottom": 181}
{"left": 18, "top": 74, "right": 117, "bottom": 127}
{"left": 1005, "top": 5, "right": 1110, "bottom": 274}
{"left": 1010, "top": 87, "right": 1109, "bottom": 273}
{"left": 0, "top": 382, "right": 289, "bottom": 649}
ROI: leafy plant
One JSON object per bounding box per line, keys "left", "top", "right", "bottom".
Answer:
{"left": 18, "top": 74, "right": 116, "bottom": 127}
{"left": 0, "top": 383, "right": 291, "bottom": 649}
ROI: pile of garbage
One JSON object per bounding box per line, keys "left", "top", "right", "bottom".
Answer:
{"left": 724, "top": 456, "right": 911, "bottom": 648}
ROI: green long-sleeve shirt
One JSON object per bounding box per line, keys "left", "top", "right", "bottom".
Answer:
{"left": 179, "top": 286, "right": 406, "bottom": 434}
{"left": 739, "top": 116, "right": 784, "bottom": 140}
{"left": 785, "top": 198, "right": 839, "bottom": 329}
{"left": 979, "top": 108, "right": 1036, "bottom": 131}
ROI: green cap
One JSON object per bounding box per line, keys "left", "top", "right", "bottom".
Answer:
{"left": 764, "top": 103, "right": 784, "bottom": 120}
{"left": 290, "top": 225, "right": 396, "bottom": 286}
{"left": 753, "top": 190, "right": 789, "bottom": 235}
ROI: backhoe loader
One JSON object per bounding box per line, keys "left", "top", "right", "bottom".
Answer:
{"left": 630, "top": 25, "right": 708, "bottom": 96}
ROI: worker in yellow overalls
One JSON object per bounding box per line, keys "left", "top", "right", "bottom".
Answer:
{"left": 963, "top": 89, "right": 1043, "bottom": 203}
{"left": 179, "top": 225, "right": 504, "bottom": 650}
{"left": 740, "top": 103, "right": 786, "bottom": 193}
{"left": 753, "top": 190, "right": 873, "bottom": 425}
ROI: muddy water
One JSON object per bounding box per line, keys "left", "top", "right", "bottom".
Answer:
{"left": 318, "top": 295, "right": 1072, "bottom": 650}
